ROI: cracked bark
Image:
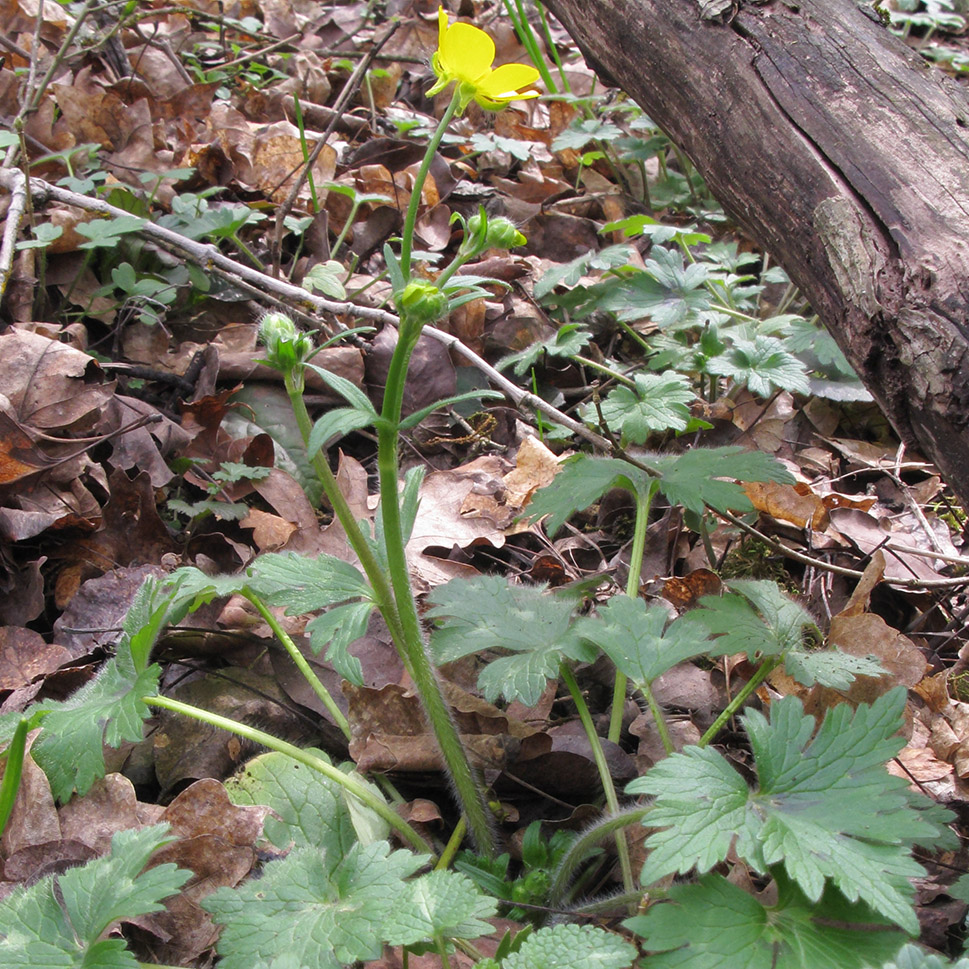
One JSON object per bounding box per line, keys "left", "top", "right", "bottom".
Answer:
{"left": 543, "top": 0, "right": 969, "bottom": 508}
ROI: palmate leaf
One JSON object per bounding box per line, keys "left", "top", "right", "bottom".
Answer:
{"left": 596, "top": 372, "right": 695, "bottom": 442}
{"left": 382, "top": 869, "right": 497, "bottom": 947}
{"left": 706, "top": 335, "right": 811, "bottom": 396}
{"left": 679, "top": 579, "right": 816, "bottom": 659}
{"left": 502, "top": 923, "right": 637, "bottom": 969}
{"left": 681, "top": 580, "right": 882, "bottom": 687}
{"left": 203, "top": 840, "right": 425, "bottom": 969}
{"left": 628, "top": 689, "right": 953, "bottom": 932}
{"left": 783, "top": 646, "right": 884, "bottom": 688}
{"left": 427, "top": 576, "right": 595, "bottom": 706}
{"left": 521, "top": 455, "right": 653, "bottom": 536}
{"left": 522, "top": 448, "right": 791, "bottom": 538}
{"left": 0, "top": 824, "right": 190, "bottom": 969}
{"left": 306, "top": 600, "right": 375, "bottom": 685}
{"left": 247, "top": 551, "right": 372, "bottom": 613}
{"left": 30, "top": 649, "right": 160, "bottom": 802}
{"left": 648, "top": 446, "right": 794, "bottom": 515}
{"left": 533, "top": 243, "right": 632, "bottom": 300}
{"left": 499, "top": 322, "right": 592, "bottom": 376}
{"left": 576, "top": 595, "right": 712, "bottom": 686}
{"left": 596, "top": 245, "right": 712, "bottom": 326}
{"left": 627, "top": 870, "right": 905, "bottom": 969}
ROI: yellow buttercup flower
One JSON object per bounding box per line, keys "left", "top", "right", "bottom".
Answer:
{"left": 427, "top": 6, "right": 540, "bottom": 112}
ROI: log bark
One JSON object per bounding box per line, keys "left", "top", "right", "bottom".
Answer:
{"left": 542, "top": 0, "right": 969, "bottom": 508}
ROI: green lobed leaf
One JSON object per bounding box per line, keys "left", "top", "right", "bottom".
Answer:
{"left": 522, "top": 455, "right": 654, "bottom": 536}
{"left": 628, "top": 688, "right": 952, "bottom": 932}
{"left": 122, "top": 575, "right": 178, "bottom": 672}
{"left": 303, "top": 260, "right": 347, "bottom": 300}
{"left": 679, "top": 579, "right": 816, "bottom": 660}
{"left": 783, "top": 647, "right": 884, "bottom": 688}
{"left": 534, "top": 244, "right": 632, "bottom": 300}
{"left": 203, "top": 840, "right": 426, "bottom": 969}
{"left": 382, "top": 869, "right": 498, "bottom": 946}
{"left": 427, "top": 576, "right": 595, "bottom": 706}
{"left": 595, "top": 246, "right": 712, "bottom": 326}
{"left": 224, "top": 748, "right": 358, "bottom": 853}
{"left": 650, "top": 447, "right": 794, "bottom": 515}
{"left": 499, "top": 323, "right": 592, "bottom": 376}
{"left": 31, "top": 651, "right": 160, "bottom": 802}
{"left": 595, "top": 372, "right": 696, "bottom": 442}
{"left": 627, "top": 871, "right": 905, "bottom": 969}
{"left": 502, "top": 923, "right": 637, "bottom": 969}
{"left": 576, "top": 595, "right": 712, "bottom": 686}
{"left": 0, "top": 824, "right": 190, "bottom": 969}
{"left": 75, "top": 215, "right": 147, "bottom": 248}
{"left": 706, "top": 335, "right": 811, "bottom": 396}
{"left": 247, "top": 551, "right": 372, "bottom": 613}
{"left": 305, "top": 600, "right": 375, "bottom": 685}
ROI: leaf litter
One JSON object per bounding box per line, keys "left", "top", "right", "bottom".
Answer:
{"left": 2, "top": 0, "right": 969, "bottom": 965}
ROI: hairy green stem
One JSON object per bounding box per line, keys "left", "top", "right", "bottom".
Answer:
{"left": 608, "top": 482, "right": 673, "bottom": 757}
{"left": 376, "top": 322, "right": 496, "bottom": 858}
{"left": 284, "top": 370, "right": 407, "bottom": 651}
{"left": 548, "top": 806, "right": 650, "bottom": 906}
{"left": 145, "top": 695, "right": 432, "bottom": 856}
{"left": 399, "top": 92, "right": 461, "bottom": 278}
{"left": 559, "top": 664, "right": 634, "bottom": 896}
{"left": 241, "top": 589, "right": 351, "bottom": 740}
{"left": 698, "top": 656, "right": 782, "bottom": 748}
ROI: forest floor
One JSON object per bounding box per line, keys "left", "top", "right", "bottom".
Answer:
{"left": 3, "top": 1, "right": 969, "bottom": 966}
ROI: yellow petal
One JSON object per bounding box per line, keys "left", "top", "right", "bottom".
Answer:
{"left": 438, "top": 6, "right": 448, "bottom": 49}
{"left": 476, "top": 62, "right": 540, "bottom": 98}
{"left": 439, "top": 21, "right": 495, "bottom": 83}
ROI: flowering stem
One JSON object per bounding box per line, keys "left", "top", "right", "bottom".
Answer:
{"left": 376, "top": 321, "right": 496, "bottom": 858}
{"left": 283, "top": 369, "right": 407, "bottom": 651}
{"left": 399, "top": 90, "right": 462, "bottom": 280}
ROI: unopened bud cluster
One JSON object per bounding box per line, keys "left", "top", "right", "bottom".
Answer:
{"left": 396, "top": 281, "right": 448, "bottom": 327}
{"left": 258, "top": 311, "right": 314, "bottom": 372}
{"left": 468, "top": 212, "right": 526, "bottom": 251}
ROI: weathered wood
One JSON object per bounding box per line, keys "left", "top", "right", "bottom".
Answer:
{"left": 543, "top": 0, "right": 969, "bottom": 507}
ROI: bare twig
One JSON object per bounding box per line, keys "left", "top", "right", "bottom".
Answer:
{"left": 0, "top": 33, "right": 31, "bottom": 61}
{"left": 0, "top": 170, "right": 612, "bottom": 451}
{"left": 0, "top": 168, "right": 27, "bottom": 298}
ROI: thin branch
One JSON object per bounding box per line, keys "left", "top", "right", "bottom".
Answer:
{"left": 0, "top": 170, "right": 613, "bottom": 452}
{"left": 0, "top": 168, "right": 27, "bottom": 298}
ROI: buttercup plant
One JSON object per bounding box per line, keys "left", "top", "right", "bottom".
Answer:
{"left": 250, "top": 8, "right": 540, "bottom": 859}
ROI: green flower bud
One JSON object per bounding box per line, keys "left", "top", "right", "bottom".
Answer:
{"left": 461, "top": 211, "right": 526, "bottom": 255}
{"left": 483, "top": 216, "right": 526, "bottom": 250}
{"left": 396, "top": 281, "right": 448, "bottom": 327}
{"left": 258, "top": 311, "right": 313, "bottom": 372}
